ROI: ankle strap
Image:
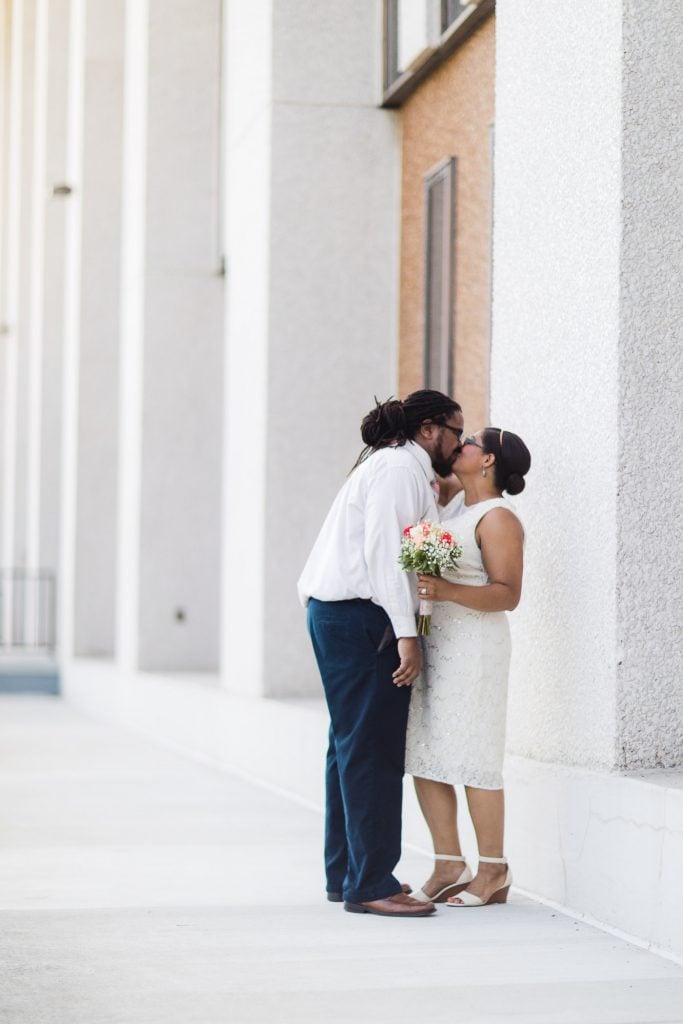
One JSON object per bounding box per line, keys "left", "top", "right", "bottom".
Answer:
{"left": 435, "top": 853, "right": 466, "bottom": 862}
{"left": 478, "top": 855, "right": 507, "bottom": 864}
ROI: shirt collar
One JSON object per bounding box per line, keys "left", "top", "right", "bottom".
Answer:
{"left": 404, "top": 440, "right": 436, "bottom": 484}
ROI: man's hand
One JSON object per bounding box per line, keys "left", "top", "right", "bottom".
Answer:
{"left": 392, "top": 637, "right": 422, "bottom": 687}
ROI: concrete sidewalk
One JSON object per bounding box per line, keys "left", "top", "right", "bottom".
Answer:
{"left": 1, "top": 696, "right": 682, "bottom": 1024}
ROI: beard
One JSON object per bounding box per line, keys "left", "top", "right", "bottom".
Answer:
{"left": 431, "top": 437, "right": 458, "bottom": 478}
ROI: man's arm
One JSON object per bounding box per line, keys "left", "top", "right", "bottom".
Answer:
{"left": 364, "top": 466, "right": 429, "bottom": 685}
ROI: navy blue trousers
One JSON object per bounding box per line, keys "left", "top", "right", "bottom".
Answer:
{"left": 307, "top": 598, "right": 410, "bottom": 903}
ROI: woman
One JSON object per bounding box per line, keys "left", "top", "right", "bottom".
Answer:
{"left": 404, "top": 427, "right": 531, "bottom": 908}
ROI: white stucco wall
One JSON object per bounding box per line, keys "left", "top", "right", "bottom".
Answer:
{"left": 615, "top": 0, "right": 683, "bottom": 769}
{"left": 491, "top": 0, "right": 622, "bottom": 768}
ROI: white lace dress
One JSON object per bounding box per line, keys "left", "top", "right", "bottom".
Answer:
{"left": 405, "top": 493, "right": 521, "bottom": 790}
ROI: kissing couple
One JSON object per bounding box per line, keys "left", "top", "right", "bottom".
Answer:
{"left": 298, "top": 390, "right": 531, "bottom": 917}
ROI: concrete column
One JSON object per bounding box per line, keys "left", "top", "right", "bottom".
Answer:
{"left": 492, "top": 0, "right": 683, "bottom": 772}
{"left": 57, "top": 0, "right": 85, "bottom": 660}
{"left": 135, "top": 0, "right": 223, "bottom": 672}
{"left": 492, "top": 0, "right": 622, "bottom": 770}
{"left": 0, "top": 0, "right": 14, "bottom": 574}
{"left": 615, "top": 0, "right": 683, "bottom": 769}
{"left": 72, "top": 0, "right": 124, "bottom": 658}
{"left": 115, "top": 0, "right": 147, "bottom": 672}
{"left": 1, "top": 0, "right": 24, "bottom": 645}
{"left": 39, "top": 0, "right": 69, "bottom": 576}
{"left": 24, "top": 0, "right": 47, "bottom": 583}
{"left": 117, "top": 0, "right": 224, "bottom": 673}
{"left": 221, "top": 1, "right": 400, "bottom": 696}
{"left": 220, "top": 0, "right": 273, "bottom": 696}
{"left": 13, "top": 0, "right": 36, "bottom": 574}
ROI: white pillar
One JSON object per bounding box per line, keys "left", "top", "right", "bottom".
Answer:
{"left": 221, "top": 1, "right": 400, "bottom": 696}
{"left": 22, "top": 0, "right": 47, "bottom": 644}
{"left": 39, "top": 0, "right": 70, "bottom": 578}
{"left": 12, "top": 0, "right": 39, "bottom": 580}
{"left": 1, "top": 0, "right": 23, "bottom": 642}
{"left": 488, "top": 0, "right": 683, "bottom": 952}
{"left": 492, "top": 0, "right": 622, "bottom": 770}
{"left": 58, "top": 0, "right": 85, "bottom": 660}
{"left": 25, "top": 0, "right": 47, "bottom": 578}
{"left": 136, "top": 0, "right": 223, "bottom": 672}
{"left": 220, "top": 0, "right": 273, "bottom": 695}
{"left": 72, "top": 0, "right": 124, "bottom": 658}
{"left": 492, "top": 0, "right": 683, "bottom": 775}
{"left": 115, "top": 0, "right": 147, "bottom": 672}
{"left": 0, "top": 2, "right": 8, "bottom": 565}
{"left": 615, "top": 0, "right": 683, "bottom": 768}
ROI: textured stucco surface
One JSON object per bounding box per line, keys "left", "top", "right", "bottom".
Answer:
{"left": 491, "top": 1, "right": 622, "bottom": 769}
{"left": 398, "top": 16, "right": 494, "bottom": 431}
{"left": 615, "top": 1, "right": 683, "bottom": 768}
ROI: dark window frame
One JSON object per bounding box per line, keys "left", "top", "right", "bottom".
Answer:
{"left": 441, "top": 0, "right": 465, "bottom": 33}
{"left": 423, "top": 157, "right": 457, "bottom": 396}
{"left": 382, "top": 0, "right": 495, "bottom": 107}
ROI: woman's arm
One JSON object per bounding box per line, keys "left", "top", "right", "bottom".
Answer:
{"left": 417, "top": 508, "right": 524, "bottom": 612}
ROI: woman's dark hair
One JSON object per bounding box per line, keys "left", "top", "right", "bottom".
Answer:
{"left": 354, "top": 390, "right": 462, "bottom": 468}
{"left": 480, "top": 427, "right": 531, "bottom": 495}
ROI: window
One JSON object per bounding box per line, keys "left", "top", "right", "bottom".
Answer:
{"left": 384, "top": 0, "right": 440, "bottom": 90}
{"left": 424, "top": 158, "right": 456, "bottom": 394}
{"left": 441, "top": 1, "right": 470, "bottom": 33}
{"left": 383, "top": 0, "right": 493, "bottom": 102}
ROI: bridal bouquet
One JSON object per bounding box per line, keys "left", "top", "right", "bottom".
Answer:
{"left": 399, "top": 522, "right": 463, "bottom": 635}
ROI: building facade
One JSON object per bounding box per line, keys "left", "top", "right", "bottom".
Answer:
{"left": 1, "top": 0, "right": 682, "bottom": 960}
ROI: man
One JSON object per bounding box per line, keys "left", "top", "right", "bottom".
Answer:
{"left": 298, "top": 390, "right": 464, "bottom": 917}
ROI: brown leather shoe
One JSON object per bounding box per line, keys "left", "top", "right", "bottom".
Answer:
{"left": 344, "top": 891, "right": 436, "bottom": 917}
{"left": 328, "top": 882, "right": 412, "bottom": 903}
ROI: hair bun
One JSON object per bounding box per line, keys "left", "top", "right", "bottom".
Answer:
{"left": 360, "top": 398, "right": 407, "bottom": 448}
{"left": 505, "top": 472, "right": 525, "bottom": 496}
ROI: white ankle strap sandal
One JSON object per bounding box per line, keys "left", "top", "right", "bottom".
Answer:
{"left": 410, "top": 854, "right": 473, "bottom": 904}
{"left": 446, "top": 856, "right": 512, "bottom": 908}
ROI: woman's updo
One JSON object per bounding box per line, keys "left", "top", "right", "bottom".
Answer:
{"left": 481, "top": 428, "right": 531, "bottom": 495}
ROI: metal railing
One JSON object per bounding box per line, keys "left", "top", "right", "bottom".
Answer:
{"left": 0, "top": 570, "right": 57, "bottom": 652}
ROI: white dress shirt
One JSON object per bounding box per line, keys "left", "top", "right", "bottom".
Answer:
{"left": 298, "top": 441, "right": 439, "bottom": 638}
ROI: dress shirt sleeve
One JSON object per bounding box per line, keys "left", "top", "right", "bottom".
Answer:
{"left": 364, "top": 465, "right": 428, "bottom": 638}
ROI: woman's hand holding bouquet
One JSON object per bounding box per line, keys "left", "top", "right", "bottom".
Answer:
{"left": 399, "top": 522, "right": 463, "bottom": 635}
